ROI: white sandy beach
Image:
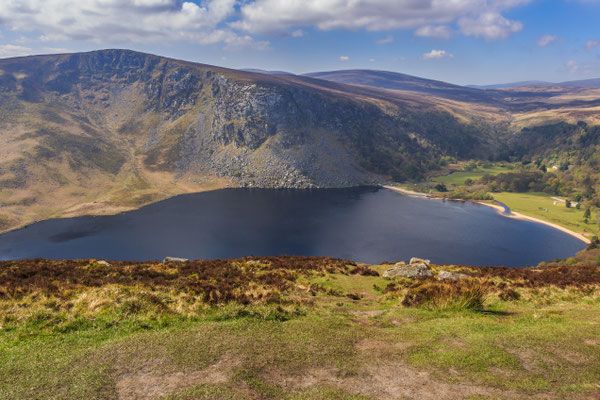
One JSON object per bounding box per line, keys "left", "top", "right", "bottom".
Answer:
{"left": 383, "top": 185, "right": 591, "bottom": 245}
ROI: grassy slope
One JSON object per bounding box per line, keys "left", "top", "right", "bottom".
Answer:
{"left": 492, "top": 192, "right": 598, "bottom": 236}
{"left": 1, "top": 258, "right": 600, "bottom": 400}
{"left": 432, "top": 166, "right": 512, "bottom": 185}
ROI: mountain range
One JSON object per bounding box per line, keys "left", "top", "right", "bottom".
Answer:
{"left": 0, "top": 49, "right": 599, "bottom": 233}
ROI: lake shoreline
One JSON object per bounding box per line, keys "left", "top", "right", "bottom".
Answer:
{"left": 383, "top": 185, "right": 591, "bottom": 245}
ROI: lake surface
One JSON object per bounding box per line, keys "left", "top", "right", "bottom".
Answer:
{"left": 0, "top": 187, "right": 586, "bottom": 266}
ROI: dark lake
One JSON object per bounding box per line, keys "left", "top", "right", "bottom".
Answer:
{"left": 0, "top": 187, "right": 586, "bottom": 266}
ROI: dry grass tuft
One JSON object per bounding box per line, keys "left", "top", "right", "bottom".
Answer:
{"left": 401, "top": 279, "right": 489, "bottom": 310}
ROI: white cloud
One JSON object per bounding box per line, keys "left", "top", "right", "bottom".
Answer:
{"left": 566, "top": 60, "right": 578, "bottom": 73}
{"left": 0, "top": 44, "right": 32, "bottom": 58}
{"left": 458, "top": 11, "right": 522, "bottom": 40}
{"left": 422, "top": 49, "right": 454, "bottom": 60}
{"left": 339, "top": 55, "right": 349, "bottom": 62}
{"left": 376, "top": 35, "right": 393, "bottom": 44}
{"left": 291, "top": 29, "right": 305, "bottom": 38}
{"left": 0, "top": 0, "right": 269, "bottom": 50}
{"left": 537, "top": 34, "right": 560, "bottom": 46}
{"left": 42, "top": 47, "right": 71, "bottom": 54}
{"left": 415, "top": 25, "right": 453, "bottom": 40}
{"left": 234, "top": 0, "right": 528, "bottom": 41}
{"left": 586, "top": 39, "right": 600, "bottom": 51}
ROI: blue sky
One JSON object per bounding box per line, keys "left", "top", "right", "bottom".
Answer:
{"left": 0, "top": 0, "right": 598, "bottom": 85}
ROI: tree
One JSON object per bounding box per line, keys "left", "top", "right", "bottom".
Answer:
{"left": 435, "top": 183, "right": 448, "bottom": 192}
{"left": 566, "top": 200, "right": 571, "bottom": 208}
{"left": 584, "top": 208, "right": 592, "bottom": 220}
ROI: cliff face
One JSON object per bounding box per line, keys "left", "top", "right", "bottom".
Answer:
{"left": 0, "top": 49, "right": 496, "bottom": 231}
{"left": 0, "top": 50, "right": 494, "bottom": 189}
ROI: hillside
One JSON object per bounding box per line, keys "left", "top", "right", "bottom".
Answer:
{"left": 0, "top": 50, "right": 504, "bottom": 233}
{"left": 1, "top": 256, "right": 599, "bottom": 399}
{"left": 1, "top": 50, "right": 600, "bottom": 233}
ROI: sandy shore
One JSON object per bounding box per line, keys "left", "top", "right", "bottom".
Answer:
{"left": 383, "top": 185, "right": 430, "bottom": 197}
{"left": 383, "top": 185, "right": 591, "bottom": 245}
{"left": 475, "top": 201, "right": 591, "bottom": 244}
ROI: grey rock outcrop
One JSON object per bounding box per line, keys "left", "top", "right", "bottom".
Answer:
{"left": 163, "top": 257, "right": 189, "bottom": 264}
{"left": 438, "top": 270, "right": 470, "bottom": 281}
{"left": 383, "top": 263, "right": 432, "bottom": 278}
{"left": 96, "top": 260, "right": 112, "bottom": 267}
{"left": 409, "top": 257, "right": 431, "bottom": 265}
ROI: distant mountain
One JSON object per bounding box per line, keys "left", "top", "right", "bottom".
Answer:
{"left": 468, "top": 81, "right": 550, "bottom": 89}
{"left": 469, "top": 78, "right": 600, "bottom": 89}
{"left": 241, "top": 68, "right": 295, "bottom": 75}
{"left": 558, "top": 78, "right": 600, "bottom": 88}
{"left": 304, "top": 69, "right": 504, "bottom": 103}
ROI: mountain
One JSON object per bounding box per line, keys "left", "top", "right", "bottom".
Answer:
{"left": 0, "top": 50, "right": 599, "bottom": 233}
{"left": 241, "top": 68, "right": 295, "bottom": 75}
{"left": 0, "top": 49, "right": 503, "bottom": 233}
{"left": 558, "top": 78, "right": 600, "bottom": 88}
{"left": 469, "top": 78, "right": 600, "bottom": 89}
{"left": 304, "top": 69, "right": 504, "bottom": 104}
{"left": 468, "top": 81, "right": 550, "bottom": 89}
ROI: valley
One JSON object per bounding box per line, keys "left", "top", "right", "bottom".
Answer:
{"left": 1, "top": 50, "right": 600, "bottom": 236}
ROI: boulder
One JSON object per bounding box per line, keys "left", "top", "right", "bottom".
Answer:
{"left": 163, "top": 257, "right": 189, "bottom": 264}
{"left": 438, "top": 270, "right": 470, "bottom": 281}
{"left": 246, "top": 260, "right": 266, "bottom": 264}
{"left": 410, "top": 257, "right": 430, "bottom": 265}
{"left": 96, "top": 260, "right": 112, "bottom": 267}
{"left": 383, "top": 263, "right": 432, "bottom": 278}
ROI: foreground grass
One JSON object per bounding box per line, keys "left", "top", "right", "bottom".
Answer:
{"left": 492, "top": 192, "right": 597, "bottom": 235}
{"left": 1, "top": 258, "right": 600, "bottom": 399}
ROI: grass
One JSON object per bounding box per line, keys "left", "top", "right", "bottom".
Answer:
{"left": 1, "top": 257, "right": 600, "bottom": 399}
{"left": 492, "top": 192, "right": 598, "bottom": 235}
{"left": 432, "top": 165, "right": 512, "bottom": 185}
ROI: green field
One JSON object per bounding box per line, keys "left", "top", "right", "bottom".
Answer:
{"left": 433, "top": 165, "right": 512, "bottom": 185}
{"left": 1, "top": 258, "right": 600, "bottom": 399}
{"left": 492, "top": 192, "right": 597, "bottom": 236}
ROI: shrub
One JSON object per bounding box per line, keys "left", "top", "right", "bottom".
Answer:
{"left": 401, "top": 280, "right": 488, "bottom": 310}
{"left": 499, "top": 288, "right": 521, "bottom": 301}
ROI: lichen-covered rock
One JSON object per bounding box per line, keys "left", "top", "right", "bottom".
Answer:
{"left": 383, "top": 263, "right": 432, "bottom": 278}
{"left": 410, "top": 257, "right": 431, "bottom": 265}
{"left": 163, "top": 257, "right": 189, "bottom": 264}
{"left": 96, "top": 260, "right": 112, "bottom": 267}
{"left": 438, "top": 270, "right": 470, "bottom": 281}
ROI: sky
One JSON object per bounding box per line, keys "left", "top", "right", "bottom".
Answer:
{"left": 0, "top": 0, "right": 599, "bottom": 85}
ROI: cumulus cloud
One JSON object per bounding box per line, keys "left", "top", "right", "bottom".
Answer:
{"left": 415, "top": 25, "right": 453, "bottom": 40}
{"left": 339, "top": 55, "right": 350, "bottom": 61}
{"left": 291, "top": 29, "right": 305, "bottom": 38}
{"left": 537, "top": 34, "right": 560, "bottom": 46}
{"left": 458, "top": 11, "right": 523, "bottom": 40}
{"left": 566, "top": 60, "right": 578, "bottom": 73}
{"left": 586, "top": 39, "right": 600, "bottom": 51}
{"left": 0, "top": 44, "right": 32, "bottom": 58}
{"left": 0, "top": 0, "right": 269, "bottom": 49}
{"left": 422, "top": 49, "right": 454, "bottom": 60}
{"left": 376, "top": 35, "right": 394, "bottom": 44}
{"left": 234, "top": 0, "right": 527, "bottom": 40}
